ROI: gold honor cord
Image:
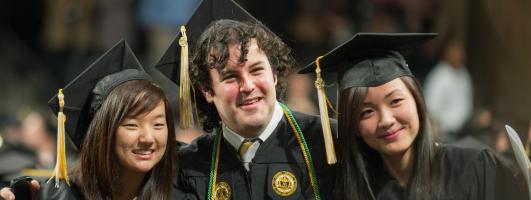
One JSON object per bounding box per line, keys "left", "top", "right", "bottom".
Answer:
{"left": 178, "top": 26, "right": 199, "bottom": 129}
{"left": 314, "top": 56, "right": 337, "bottom": 164}
{"left": 48, "top": 89, "right": 70, "bottom": 187}
{"left": 207, "top": 129, "right": 222, "bottom": 200}
{"left": 280, "top": 103, "right": 321, "bottom": 199}
{"left": 206, "top": 104, "right": 321, "bottom": 199}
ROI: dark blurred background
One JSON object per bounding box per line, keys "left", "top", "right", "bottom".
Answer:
{"left": 1, "top": 0, "right": 530, "bottom": 187}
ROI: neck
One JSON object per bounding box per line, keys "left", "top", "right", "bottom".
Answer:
{"left": 380, "top": 147, "right": 415, "bottom": 188}
{"left": 237, "top": 127, "right": 263, "bottom": 138}
{"left": 114, "top": 170, "right": 146, "bottom": 200}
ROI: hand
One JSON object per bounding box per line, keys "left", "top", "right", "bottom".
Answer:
{"left": 0, "top": 180, "right": 40, "bottom": 200}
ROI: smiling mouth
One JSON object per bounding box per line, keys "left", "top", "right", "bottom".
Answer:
{"left": 132, "top": 149, "right": 154, "bottom": 155}
{"left": 378, "top": 128, "right": 404, "bottom": 140}
{"left": 238, "top": 97, "right": 263, "bottom": 107}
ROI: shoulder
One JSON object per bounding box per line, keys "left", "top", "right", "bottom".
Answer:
{"left": 178, "top": 134, "right": 216, "bottom": 171}
{"left": 178, "top": 133, "right": 215, "bottom": 158}
{"left": 178, "top": 134, "right": 215, "bottom": 154}
{"left": 437, "top": 144, "right": 495, "bottom": 167}
{"left": 436, "top": 144, "right": 501, "bottom": 184}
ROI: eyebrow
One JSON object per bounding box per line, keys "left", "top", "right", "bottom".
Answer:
{"left": 384, "top": 89, "right": 401, "bottom": 99}
{"left": 220, "top": 61, "right": 263, "bottom": 75}
{"left": 248, "top": 61, "right": 264, "bottom": 69}
{"left": 125, "top": 113, "right": 166, "bottom": 120}
{"left": 153, "top": 114, "right": 166, "bottom": 119}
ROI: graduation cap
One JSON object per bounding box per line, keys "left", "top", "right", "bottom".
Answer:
{"left": 154, "top": 0, "right": 257, "bottom": 129}
{"left": 299, "top": 33, "right": 437, "bottom": 90}
{"left": 298, "top": 33, "right": 437, "bottom": 165}
{"left": 48, "top": 41, "right": 148, "bottom": 150}
{"left": 154, "top": 0, "right": 258, "bottom": 82}
{"left": 48, "top": 40, "right": 179, "bottom": 149}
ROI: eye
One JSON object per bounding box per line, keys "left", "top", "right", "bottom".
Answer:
{"left": 390, "top": 98, "right": 404, "bottom": 106}
{"left": 122, "top": 123, "right": 138, "bottom": 128}
{"left": 360, "top": 109, "right": 374, "bottom": 119}
{"left": 250, "top": 67, "right": 264, "bottom": 75}
{"left": 222, "top": 75, "right": 237, "bottom": 82}
{"left": 155, "top": 123, "right": 166, "bottom": 127}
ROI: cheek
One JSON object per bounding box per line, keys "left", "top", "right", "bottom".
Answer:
{"left": 398, "top": 103, "right": 420, "bottom": 131}
{"left": 218, "top": 84, "right": 239, "bottom": 101}
{"left": 115, "top": 129, "right": 132, "bottom": 147}
{"left": 255, "top": 76, "right": 276, "bottom": 94}
{"left": 359, "top": 119, "right": 377, "bottom": 139}
{"left": 157, "top": 130, "right": 169, "bottom": 149}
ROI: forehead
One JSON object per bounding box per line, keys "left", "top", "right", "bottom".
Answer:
{"left": 222, "top": 39, "right": 267, "bottom": 70}
{"left": 365, "top": 78, "right": 411, "bottom": 99}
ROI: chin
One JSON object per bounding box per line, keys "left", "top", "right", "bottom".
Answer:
{"left": 131, "top": 163, "right": 157, "bottom": 173}
{"left": 382, "top": 143, "right": 411, "bottom": 156}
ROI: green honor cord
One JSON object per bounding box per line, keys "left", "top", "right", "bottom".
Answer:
{"left": 279, "top": 103, "right": 321, "bottom": 199}
{"left": 207, "top": 103, "right": 321, "bottom": 200}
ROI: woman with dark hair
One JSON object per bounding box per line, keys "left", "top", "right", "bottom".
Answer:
{"left": 1, "top": 40, "right": 178, "bottom": 200}
{"left": 300, "top": 33, "right": 528, "bottom": 199}
{"left": 69, "top": 79, "right": 176, "bottom": 200}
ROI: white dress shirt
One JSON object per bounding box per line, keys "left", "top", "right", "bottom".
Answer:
{"left": 222, "top": 101, "right": 284, "bottom": 170}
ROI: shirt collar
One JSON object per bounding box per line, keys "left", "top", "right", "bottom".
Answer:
{"left": 223, "top": 101, "right": 284, "bottom": 150}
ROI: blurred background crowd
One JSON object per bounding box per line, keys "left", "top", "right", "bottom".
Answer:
{"left": 1, "top": 0, "right": 530, "bottom": 188}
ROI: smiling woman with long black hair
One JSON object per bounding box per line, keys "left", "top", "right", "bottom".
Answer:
{"left": 300, "top": 33, "right": 529, "bottom": 200}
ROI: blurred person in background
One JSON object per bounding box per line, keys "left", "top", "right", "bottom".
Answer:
{"left": 286, "top": 72, "right": 318, "bottom": 115}
{"left": 20, "top": 112, "right": 56, "bottom": 170}
{"left": 0, "top": 116, "right": 34, "bottom": 188}
{"left": 424, "top": 39, "right": 473, "bottom": 142}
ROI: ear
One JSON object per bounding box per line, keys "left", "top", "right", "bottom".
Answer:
{"left": 199, "top": 85, "right": 214, "bottom": 103}
{"left": 273, "top": 74, "right": 278, "bottom": 86}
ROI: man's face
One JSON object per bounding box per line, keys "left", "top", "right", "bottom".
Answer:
{"left": 202, "top": 39, "right": 277, "bottom": 138}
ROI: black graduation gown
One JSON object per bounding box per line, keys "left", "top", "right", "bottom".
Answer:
{"left": 372, "top": 145, "right": 529, "bottom": 200}
{"left": 172, "top": 111, "right": 337, "bottom": 199}
{"left": 37, "top": 180, "right": 84, "bottom": 200}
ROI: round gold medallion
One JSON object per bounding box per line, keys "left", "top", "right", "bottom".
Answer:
{"left": 272, "top": 171, "right": 297, "bottom": 196}
{"left": 215, "top": 181, "right": 231, "bottom": 200}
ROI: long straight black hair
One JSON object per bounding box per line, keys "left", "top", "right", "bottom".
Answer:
{"left": 335, "top": 76, "right": 438, "bottom": 200}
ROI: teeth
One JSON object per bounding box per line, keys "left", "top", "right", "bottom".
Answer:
{"left": 241, "top": 98, "right": 260, "bottom": 105}
{"left": 133, "top": 150, "right": 153, "bottom": 155}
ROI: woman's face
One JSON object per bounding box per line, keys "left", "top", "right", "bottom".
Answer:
{"left": 115, "top": 101, "right": 168, "bottom": 174}
{"left": 358, "top": 78, "right": 420, "bottom": 156}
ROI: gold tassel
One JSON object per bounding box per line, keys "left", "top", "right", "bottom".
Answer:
{"left": 178, "top": 26, "right": 199, "bottom": 129}
{"left": 314, "top": 56, "right": 337, "bottom": 164}
{"left": 49, "top": 89, "right": 70, "bottom": 187}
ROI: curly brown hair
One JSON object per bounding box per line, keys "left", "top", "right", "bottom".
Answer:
{"left": 190, "top": 19, "right": 296, "bottom": 133}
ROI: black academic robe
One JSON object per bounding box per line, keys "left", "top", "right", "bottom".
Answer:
{"left": 38, "top": 180, "right": 84, "bottom": 200}
{"left": 372, "top": 144, "right": 529, "bottom": 200}
{"left": 172, "top": 111, "right": 337, "bottom": 199}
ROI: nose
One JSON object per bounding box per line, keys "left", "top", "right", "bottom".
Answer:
{"left": 378, "top": 108, "right": 396, "bottom": 130}
{"left": 239, "top": 75, "right": 255, "bottom": 93}
{"left": 138, "top": 127, "right": 155, "bottom": 147}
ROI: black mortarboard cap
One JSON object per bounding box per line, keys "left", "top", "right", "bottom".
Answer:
{"left": 154, "top": 0, "right": 258, "bottom": 82}
{"left": 47, "top": 40, "right": 179, "bottom": 149}
{"left": 299, "top": 33, "right": 437, "bottom": 91}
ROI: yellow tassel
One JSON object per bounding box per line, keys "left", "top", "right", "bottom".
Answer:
{"left": 314, "top": 56, "right": 337, "bottom": 164}
{"left": 48, "top": 89, "right": 70, "bottom": 187}
{"left": 178, "top": 26, "right": 199, "bottom": 129}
